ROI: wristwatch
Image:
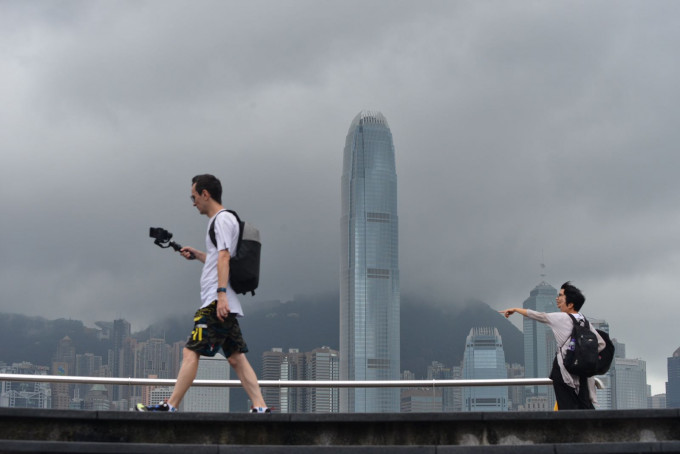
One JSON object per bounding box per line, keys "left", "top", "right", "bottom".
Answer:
{"left": 217, "top": 287, "right": 227, "bottom": 293}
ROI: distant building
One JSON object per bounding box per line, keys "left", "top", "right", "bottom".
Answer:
{"left": 112, "top": 319, "right": 131, "bottom": 402}
{"left": 427, "top": 361, "right": 455, "bottom": 413}
{"left": 506, "top": 363, "right": 525, "bottom": 411}
{"left": 136, "top": 338, "right": 172, "bottom": 379}
{"left": 262, "top": 346, "right": 339, "bottom": 413}
{"left": 649, "top": 393, "right": 667, "bottom": 409}
{"left": 612, "top": 357, "right": 648, "bottom": 409}
{"left": 183, "top": 353, "right": 230, "bottom": 413}
{"left": 262, "top": 348, "right": 305, "bottom": 413}
{"left": 590, "top": 319, "right": 613, "bottom": 410}
{"left": 524, "top": 395, "right": 552, "bottom": 411}
{"left": 51, "top": 336, "right": 76, "bottom": 409}
{"left": 666, "top": 346, "right": 680, "bottom": 408}
{"left": 462, "top": 328, "right": 508, "bottom": 412}
{"left": 305, "top": 347, "right": 340, "bottom": 413}
{"left": 522, "top": 281, "right": 558, "bottom": 407}
{"left": 401, "top": 388, "right": 442, "bottom": 413}
{"left": 75, "top": 353, "right": 103, "bottom": 403}
{"left": 84, "top": 384, "right": 110, "bottom": 411}
{"left": 0, "top": 362, "right": 51, "bottom": 409}
{"left": 150, "top": 386, "right": 174, "bottom": 407}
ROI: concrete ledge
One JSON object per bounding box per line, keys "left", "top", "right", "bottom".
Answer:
{"left": 1, "top": 441, "right": 680, "bottom": 454}
{"left": 0, "top": 408, "right": 678, "bottom": 447}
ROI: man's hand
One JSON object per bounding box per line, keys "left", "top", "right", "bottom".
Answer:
{"left": 216, "top": 292, "right": 230, "bottom": 321}
{"left": 499, "top": 308, "right": 527, "bottom": 318}
{"left": 180, "top": 247, "right": 206, "bottom": 263}
{"left": 499, "top": 309, "right": 516, "bottom": 318}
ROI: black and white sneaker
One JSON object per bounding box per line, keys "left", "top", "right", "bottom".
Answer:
{"left": 250, "top": 406, "right": 271, "bottom": 413}
{"left": 135, "top": 402, "right": 177, "bottom": 412}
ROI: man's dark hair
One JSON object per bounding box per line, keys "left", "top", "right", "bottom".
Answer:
{"left": 192, "top": 174, "right": 222, "bottom": 204}
{"left": 561, "top": 281, "right": 586, "bottom": 311}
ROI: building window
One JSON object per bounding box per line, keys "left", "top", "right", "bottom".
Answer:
{"left": 367, "top": 268, "right": 390, "bottom": 279}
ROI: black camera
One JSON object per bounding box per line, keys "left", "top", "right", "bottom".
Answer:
{"left": 149, "top": 227, "right": 182, "bottom": 252}
{"left": 148, "top": 227, "right": 195, "bottom": 259}
{"left": 149, "top": 227, "right": 173, "bottom": 243}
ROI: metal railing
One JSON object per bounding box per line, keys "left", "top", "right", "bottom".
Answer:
{"left": 0, "top": 374, "right": 551, "bottom": 389}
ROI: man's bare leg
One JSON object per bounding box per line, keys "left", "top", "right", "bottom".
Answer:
{"left": 167, "top": 348, "right": 199, "bottom": 409}
{"left": 228, "top": 352, "right": 266, "bottom": 408}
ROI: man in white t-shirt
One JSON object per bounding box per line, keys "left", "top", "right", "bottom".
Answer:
{"left": 136, "top": 174, "right": 269, "bottom": 413}
{"left": 500, "top": 281, "right": 605, "bottom": 410}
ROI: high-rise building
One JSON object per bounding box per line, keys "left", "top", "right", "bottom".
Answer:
{"left": 112, "top": 319, "right": 131, "bottom": 402}
{"left": 522, "top": 281, "right": 558, "bottom": 406}
{"left": 51, "top": 336, "right": 76, "bottom": 409}
{"left": 340, "top": 110, "right": 400, "bottom": 413}
{"left": 75, "top": 353, "right": 103, "bottom": 402}
{"left": 506, "top": 363, "right": 525, "bottom": 411}
{"left": 136, "top": 338, "right": 172, "bottom": 379}
{"left": 262, "top": 348, "right": 306, "bottom": 413}
{"left": 183, "top": 353, "right": 230, "bottom": 412}
{"left": 305, "top": 347, "right": 340, "bottom": 413}
{"left": 666, "top": 347, "right": 680, "bottom": 408}
{"left": 612, "top": 357, "right": 648, "bottom": 409}
{"left": 590, "top": 318, "right": 613, "bottom": 410}
{"left": 462, "top": 328, "right": 508, "bottom": 412}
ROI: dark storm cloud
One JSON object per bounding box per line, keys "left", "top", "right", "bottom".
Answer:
{"left": 1, "top": 0, "right": 679, "bottom": 393}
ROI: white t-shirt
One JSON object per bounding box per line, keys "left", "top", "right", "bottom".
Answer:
{"left": 526, "top": 309, "right": 604, "bottom": 399}
{"left": 199, "top": 210, "right": 243, "bottom": 316}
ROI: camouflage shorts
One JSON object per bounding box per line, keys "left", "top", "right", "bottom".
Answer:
{"left": 185, "top": 301, "right": 249, "bottom": 358}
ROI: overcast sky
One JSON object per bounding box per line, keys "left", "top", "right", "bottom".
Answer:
{"left": 2, "top": 1, "right": 678, "bottom": 395}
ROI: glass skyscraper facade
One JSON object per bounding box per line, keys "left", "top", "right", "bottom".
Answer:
{"left": 667, "top": 347, "right": 680, "bottom": 408}
{"left": 612, "top": 357, "right": 648, "bottom": 409}
{"left": 462, "top": 327, "right": 508, "bottom": 411}
{"left": 522, "top": 281, "right": 558, "bottom": 406}
{"left": 340, "top": 111, "right": 400, "bottom": 413}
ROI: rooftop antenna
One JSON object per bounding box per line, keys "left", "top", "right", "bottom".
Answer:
{"left": 540, "top": 249, "right": 547, "bottom": 282}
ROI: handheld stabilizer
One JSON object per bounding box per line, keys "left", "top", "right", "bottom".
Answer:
{"left": 149, "top": 227, "right": 194, "bottom": 259}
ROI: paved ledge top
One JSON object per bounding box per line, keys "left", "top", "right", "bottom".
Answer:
{"left": 1, "top": 407, "right": 678, "bottom": 422}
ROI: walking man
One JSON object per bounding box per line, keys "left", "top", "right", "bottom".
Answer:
{"left": 499, "top": 281, "right": 605, "bottom": 409}
{"left": 137, "top": 174, "right": 269, "bottom": 413}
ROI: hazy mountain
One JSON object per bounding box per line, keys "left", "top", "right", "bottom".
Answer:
{"left": 1, "top": 295, "right": 523, "bottom": 376}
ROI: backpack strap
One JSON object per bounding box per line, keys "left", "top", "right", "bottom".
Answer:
{"left": 562, "top": 313, "right": 588, "bottom": 351}
{"left": 209, "top": 209, "right": 242, "bottom": 249}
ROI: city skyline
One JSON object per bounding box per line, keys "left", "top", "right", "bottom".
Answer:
{"left": 3, "top": 1, "right": 679, "bottom": 396}
{"left": 1, "top": 306, "right": 673, "bottom": 411}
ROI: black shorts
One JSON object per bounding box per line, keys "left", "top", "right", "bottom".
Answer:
{"left": 185, "top": 301, "right": 249, "bottom": 358}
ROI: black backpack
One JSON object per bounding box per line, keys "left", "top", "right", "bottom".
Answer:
{"left": 563, "top": 314, "right": 600, "bottom": 377}
{"left": 209, "top": 210, "right": 261, "bottom": 296}
{"left": 594, "top": 328, "right": 615, "bottom": 376}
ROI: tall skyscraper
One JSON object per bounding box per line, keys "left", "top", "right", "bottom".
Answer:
{"left": 462, "top": 327, "right": 508, "bottom": 412}
{"left": 340, "top": 110, "right": 400, "bottom": 413}
{"left": 666, "top": 347, "right": 680, "bottom": 408}
{"left": 522, "top": 281, "right": 558, "bottom": 405}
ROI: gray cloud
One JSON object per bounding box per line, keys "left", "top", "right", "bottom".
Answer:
{"left": 1, "top": 0, "right": 678, "bottom": 394}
